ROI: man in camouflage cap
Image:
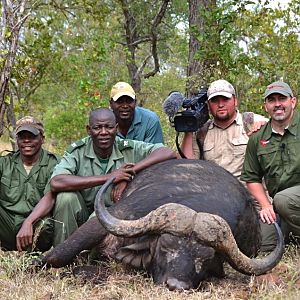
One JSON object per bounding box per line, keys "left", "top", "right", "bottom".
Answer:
{"left": 50, "top": 108, "right": 175, "bottom": 246}
{"left": 0, "top": 116, "right": 60, "bottom": 252}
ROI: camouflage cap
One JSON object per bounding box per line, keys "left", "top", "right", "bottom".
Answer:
{"left": 15, "top": 116, "right": 44, "bottom": 136}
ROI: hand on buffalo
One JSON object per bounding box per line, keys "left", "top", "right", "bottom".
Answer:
{"left": 260, "top": 204, "right": 276, "bottom": 224}
{"left": 111, "top": 180, "right": 128, "bottom": 203}
{"left": 16, "top": 220, "right": 33, "bottom": 251}
{"left": 109, "top": 163, "right": 136, "bottom": 184}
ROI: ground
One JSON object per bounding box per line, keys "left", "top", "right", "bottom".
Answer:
{"left": 1, "top": 141, "right": 299, "bottom": 299}
{"left": 0, "top": 246, "right": 299, "bottom": 300}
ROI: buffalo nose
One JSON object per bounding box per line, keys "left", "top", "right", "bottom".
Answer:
{"left": 166, "top": 278, "right": 191, "bottom": 291}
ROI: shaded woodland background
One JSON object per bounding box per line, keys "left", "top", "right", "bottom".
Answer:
{"left": 1, "top": 0, "right": 300, "bottom": 152}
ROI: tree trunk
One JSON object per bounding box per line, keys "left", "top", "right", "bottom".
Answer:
{"left": 119, "top": 0, "right": 170, "bottom": 103}
{"left": 187, "top": 0, "right": 216, "bottom": 96}
{"left": 0, "top": 0, "right": 29, "bottom": 137}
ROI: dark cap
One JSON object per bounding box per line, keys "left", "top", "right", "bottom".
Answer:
{"left": 264, "top": 81, "right": 293, "bottom": 99}
{"left": 15, "top": 116, "right": 44, "bottom": 136}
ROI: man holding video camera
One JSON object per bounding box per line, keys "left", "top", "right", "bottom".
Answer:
{"left": 181, "top": 80, "right": 279, "bottom": 252}
{"left": 181, "top": 79, "right": 267, "bottom": 181}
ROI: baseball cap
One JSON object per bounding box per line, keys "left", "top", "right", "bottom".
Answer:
{"left": 264, "top": 81, "right": 293, "bottom": 99}
{"left": 207, "top": 79, "right": 236, "bottom": 101}
{"left": 15, "top": 116, "right": 44, "bottom": 136}
{"left": 110, "top": 82, "right": 136, "bottom": 101}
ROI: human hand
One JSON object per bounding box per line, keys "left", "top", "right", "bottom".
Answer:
{"left": 247, "top": 120, "right": 267, "bottom": 136}
{"left": 110, "top": 163, "right": 135, "bottom": 184}
{"left": 260, "top": 205, "right": 276, "bottom": 224}
{"left": 111, "top": 181, "right": 128, "bottom": 203}
{"left": 16, "top": 220, "right": 33, "bottom": 251}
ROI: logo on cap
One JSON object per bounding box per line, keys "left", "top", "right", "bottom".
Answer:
{"left": 264, "top": 81, "right": 293, "bottom": 99}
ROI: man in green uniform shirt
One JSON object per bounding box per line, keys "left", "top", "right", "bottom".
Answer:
{"left": 0, "top": 116, "right": 60, "bottom": 252}
{"left": 241, "top": 81, "right": 300, "bottom": 246}
{"left": 50, "top": 108, "right": 176, "bottom": 246}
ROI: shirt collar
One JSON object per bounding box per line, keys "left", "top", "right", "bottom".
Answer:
{"left": 127, "top": 107, "right": 140, "bottom": 135}
{"left": 284, "top": 110, "right": 299, "bottom": 136}
{"left": 116, "top": 107, "right": 139, "bottom": 138}
{"left": 83, "top": 135, "right": 124, "bottom": 161}
{"left": 83, "top": 136, "right": 126, "bottom": 172}
{"left": 264, "top": 110, "right": 299, "bottom": 139}
{"left": 106, "top": 137, "right": 125, "bottom": 172}
{"left": 132, "top": 107, "right": 141, "bottom": 125}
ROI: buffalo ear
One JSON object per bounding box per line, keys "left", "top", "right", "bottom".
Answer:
{"left": 115, "top": 236, "right": 158, "bottom": 269}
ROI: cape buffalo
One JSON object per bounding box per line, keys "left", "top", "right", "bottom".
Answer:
{"left": 43, "top": 159, "right": 283, "bottom": 290}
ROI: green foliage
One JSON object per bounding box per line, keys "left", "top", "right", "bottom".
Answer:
{"left": 2, "top": 0, "right": 300, "bottom": 150}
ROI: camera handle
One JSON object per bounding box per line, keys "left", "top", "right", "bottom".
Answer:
{"left": 176, "top": 132, "right": 187, "bottom": 159}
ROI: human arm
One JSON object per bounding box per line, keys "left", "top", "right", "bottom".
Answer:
{"left": 51, "top": 164, "right": 136, "bottom": 193}
{"left": 131, "top": 147, "right": 176, "bottom": 174}
{"left": 111, "top": 147, "right": 176, "bottom": 202}
{"left": 246, "top": 182, "right": 276, "bottom": 224}
{"left": 180, "top": 132, "right": 196, "bottom": 159}
{"left": 16, "top": 191, "right": 56, "bottom": 251}
{"left": 241, "top": 134, "right": 275, "bottom": 223}
{"left": 247, "top": 114, "right": 268, "bottom": 136}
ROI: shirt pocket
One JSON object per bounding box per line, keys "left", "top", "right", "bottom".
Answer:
{"left": 0, "top": 176, "right": 20, "bottom": 202}
{"left": 203, "top": 141, "right": 214, "bottom": 153}
{"left": 257, "top": 146, "right": 280, "bottom": 177}
{"left": 203, "top": 141, "right": 215, "bottom": 160}
{"left": 231, "top": 136, "right": 248, "bottom": 156}
{"left": 35, "top": 181, "right": 47, "bottom": 194}
{"left": 0, "top": 176, "right": 20, "bottom": 187}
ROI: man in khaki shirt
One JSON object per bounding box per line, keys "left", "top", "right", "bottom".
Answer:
{"left": 181, "top": 79, "right": 277, "bottom": 251}
{"left": 182, "top": 79, "right": 267, "bottom": 181}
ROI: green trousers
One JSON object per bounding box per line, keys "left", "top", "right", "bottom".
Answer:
{"left": 260, "top": 185, "right": 300, "bottom": 252}
{"left": 52, "top": 192, "right": 92, "bottom": 247}
{"left": 0, "top": 205, "right": 53, "bottom": 252}
{"left": 274, "top": 185, "right": 300, "bottom": 240}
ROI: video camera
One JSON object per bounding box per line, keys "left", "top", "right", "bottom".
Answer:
{"left": 163, "top": 88, "right": 209, "bottom": 132}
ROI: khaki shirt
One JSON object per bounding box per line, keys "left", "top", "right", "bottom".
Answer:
{"left": 0, "top": 149, "right": 60, "bottom": 225}
{"left": 51, "top": 136, "right": 164, "bottom": 207}
{"left": 193, "top": 112, "right": 267, "bottom": 180}
{"left": 241, "top": 111, "right": 300, "bottom": 198}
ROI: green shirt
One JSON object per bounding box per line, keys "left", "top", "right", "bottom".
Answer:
{"left": 241, "top": 111, "right": 300, "bottom": 198}
{"left": 0, "top": 149, "right": 60, "bottom": 218}
{"left": 117, "top": 106, "right": 164, "bottom": 144}
{"left": 51, "top": 136, "right": 164, "bottom": 207}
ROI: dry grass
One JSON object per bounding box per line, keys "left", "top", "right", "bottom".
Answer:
{"left": 0, "top": 246, "right": 299, "bottom": 300}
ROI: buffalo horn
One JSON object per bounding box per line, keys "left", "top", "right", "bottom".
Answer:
{"left": 95, "top": 178, "right": 284, "bottom": 275}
